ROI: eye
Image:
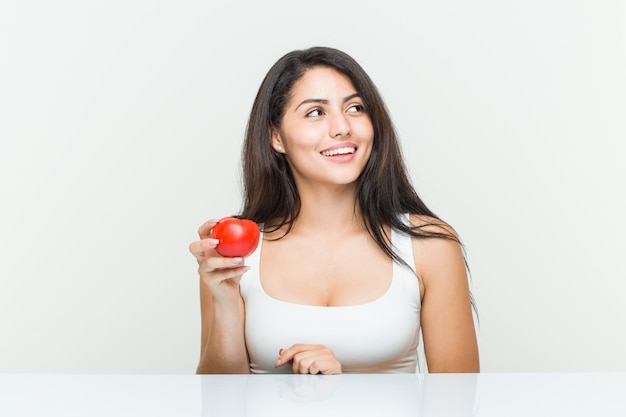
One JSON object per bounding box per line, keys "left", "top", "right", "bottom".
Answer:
{"left": 306, "top": 108, "right": 324, "bottom": 117}
{"left": 346, "top": 104, "right": 365, "bottom": 113}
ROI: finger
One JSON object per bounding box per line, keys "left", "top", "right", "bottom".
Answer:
{"left": 279, "top": 345, "right": 341, "bottom": 374}
{"left": 200, "top": 265, "right": 251, "bottom": 288}
{"left": 201, "top": 256, "right": 245, "bottom": 273}
{"left": 197, "top": 219, "right": 219, "bottom": 239}
{"left": 291, "top": 350, "right": 320, "bottom": 374}
{"left": 308, "top": 362, "right": 320, "bottom": 375}
{"left": 300, "top": 356, "right": 339, "bottom": 375}
{"left": 277, "top": 345, "right": 321, "bottom": 374}
{"left": 188, "top": 238, "right": 219, "bottom": 260}
{"left": 275, "top": 344, "right": 307, "bottom": 368}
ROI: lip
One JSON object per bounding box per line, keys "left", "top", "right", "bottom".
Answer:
{"left": 319, "top": 142, "right": 358, "bottom": 163}
{"left": 319, "top": 142, "right": 358, "bottom": 154}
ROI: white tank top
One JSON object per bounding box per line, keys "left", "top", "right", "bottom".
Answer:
{"left": 240, "top": 219, "right": 421, "bottom": 373}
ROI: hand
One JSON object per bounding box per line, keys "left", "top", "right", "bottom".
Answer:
{"left": 188, "top": 219, "right": 251, "bottom": 302}
{"left": 275, "top": 344, "right": 342, "bottom": 375}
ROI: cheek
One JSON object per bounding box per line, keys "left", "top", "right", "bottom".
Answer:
{"left": 355, "top": 122, "right": 375, "bottom": 146}
{"left": 353, "top": 115, "right": 374, "bottom": 135}
{"left": 285, "top": 128, "right": 321, "bottom": 151}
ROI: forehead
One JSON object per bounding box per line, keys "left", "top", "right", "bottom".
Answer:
{"left": 288, "top": 66, "right": 356, "bottom": 101}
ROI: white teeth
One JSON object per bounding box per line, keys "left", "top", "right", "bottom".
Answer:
{"left": 321, "top": 147, "right": 356, "bottom": 156}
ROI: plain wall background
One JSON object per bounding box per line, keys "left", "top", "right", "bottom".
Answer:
{"left": 1, "top": 0, "right": 624, "bottom": 373}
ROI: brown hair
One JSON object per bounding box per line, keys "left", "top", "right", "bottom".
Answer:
{"left": 240, "top": 46, "right": 457, "bottom": 264}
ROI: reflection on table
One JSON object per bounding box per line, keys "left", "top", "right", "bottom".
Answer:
{"left": 201, "top": 373, "right": 477, "bottom": 416}
{"left": 1, "top": 372, "right": 625, "bottom": 416}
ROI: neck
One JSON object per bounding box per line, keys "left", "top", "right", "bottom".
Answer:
{"left": 290, "top": 183, "right": 365, "bottom": 236}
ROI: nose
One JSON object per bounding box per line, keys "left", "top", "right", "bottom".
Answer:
{"left": 328, "top": 112, "right": 351, "bottom": 138}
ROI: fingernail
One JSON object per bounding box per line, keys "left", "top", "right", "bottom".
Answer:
{"left": 232, "top": 257, "right": 243, "bottom": 264}
{"left": 275, "top": 359, "right": 281, "bottom": 367}
{"left": 207, "top": 238, "right": 219, "bottom": 247}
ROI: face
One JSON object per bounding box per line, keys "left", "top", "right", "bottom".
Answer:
{"left": 271, "top": 66, "right": 374, "bottom": 191}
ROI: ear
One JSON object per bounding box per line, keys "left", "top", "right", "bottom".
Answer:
{"left": 269, "top": 126, "right": 284, "bottom": 153}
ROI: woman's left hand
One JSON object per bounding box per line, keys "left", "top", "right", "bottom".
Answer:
{"left": 275, "top": 344, "right": 342, "bottom": 374}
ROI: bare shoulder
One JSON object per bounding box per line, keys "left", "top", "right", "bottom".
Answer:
{"left": 408, "top": 214, "right": 467, "bottom": 289}
{"left": 408, "top": 214, "right": 459, "bottom": 240}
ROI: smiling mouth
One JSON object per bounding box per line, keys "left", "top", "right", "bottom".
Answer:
{"left": 320, "top": 147, "right": 356, "bottom": 157}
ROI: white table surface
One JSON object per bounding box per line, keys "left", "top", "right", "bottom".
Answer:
{"left": 1, "top": 372, "right": 625, "bottom": 416}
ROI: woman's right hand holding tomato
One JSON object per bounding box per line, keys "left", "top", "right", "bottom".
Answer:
{"left": 189, "top": 219, "right": 251, "bottom": 303}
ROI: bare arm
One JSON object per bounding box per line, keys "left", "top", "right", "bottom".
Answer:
{"left": 191, "top": 220, "right": 250, "bottom": 374}
{"left": 413, "top": 219, "right": 480, "bottom": 373}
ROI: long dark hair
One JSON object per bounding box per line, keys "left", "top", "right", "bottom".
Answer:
{"left": 240, "top": 47, "right": 457, "bottom": 259}
{"left": 239, "top": 46, "right": 477, "bottom": 318}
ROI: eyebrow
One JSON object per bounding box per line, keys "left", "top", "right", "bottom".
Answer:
{"left": 294, "top": 93, "right": 361, "bottom": 112}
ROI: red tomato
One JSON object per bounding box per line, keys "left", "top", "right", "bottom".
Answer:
{"left": 211, "top": 217, "right": 260, "bottom": 258}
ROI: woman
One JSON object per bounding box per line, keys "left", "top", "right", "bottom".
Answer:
{"left": 189, "top": 46, "right": 479, "bottom": 374}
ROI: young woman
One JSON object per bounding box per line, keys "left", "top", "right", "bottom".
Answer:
{"left": 189, "top": 46, "right": 479, "bottom": 374}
